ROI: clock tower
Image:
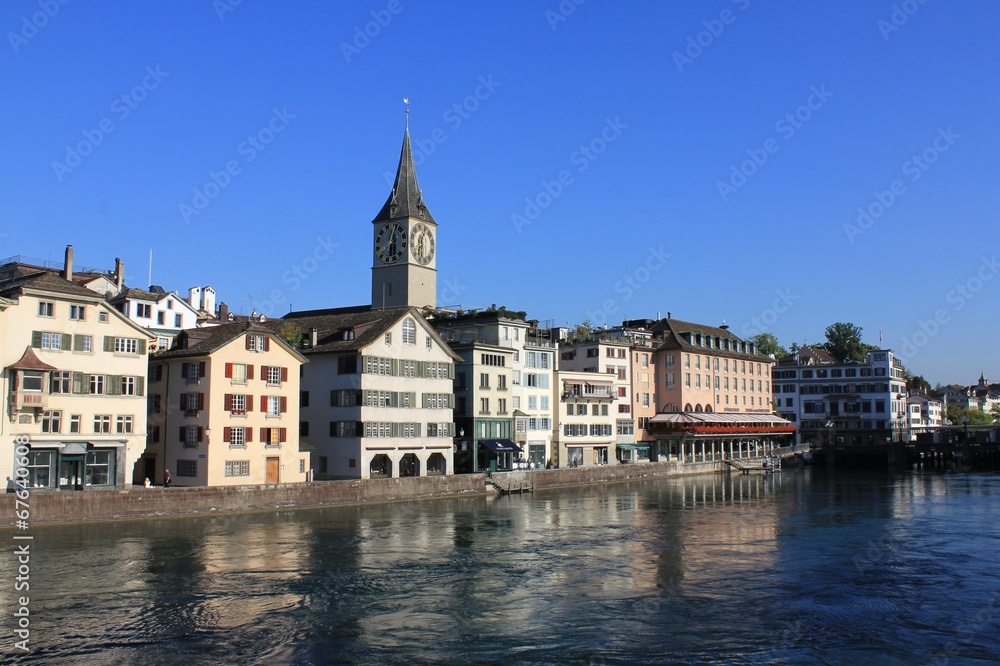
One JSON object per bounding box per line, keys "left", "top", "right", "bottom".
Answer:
{"left": 371, "top": 126, "right": 438, "bottom": 310}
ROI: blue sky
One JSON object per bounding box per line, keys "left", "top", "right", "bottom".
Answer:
{"left": 2, "top": 1, "right": 998, "bottom": 386}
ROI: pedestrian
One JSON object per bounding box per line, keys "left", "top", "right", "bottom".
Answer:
{"left": 164, "top": 469, "right": 172, "bottom": 488}
{"left": 144, "top": 477, "right": 151, "bottom": 488}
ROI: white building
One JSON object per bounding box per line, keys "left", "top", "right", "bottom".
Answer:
{"left": 553, "top": 369, "right": 618, "bottom": 467}
{"left": 773, "top": 346, "right": 909, "bottom": 445}
{"left": 109, "top": 286, "right": 202, "bottom": 352}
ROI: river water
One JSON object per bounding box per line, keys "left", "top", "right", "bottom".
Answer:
{"left": 5, "top": 468, "right": 1000, "bottom": 665}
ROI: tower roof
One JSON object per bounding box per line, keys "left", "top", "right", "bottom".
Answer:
{"left": 372, "top": 128, "right": 437, "bottom": 225}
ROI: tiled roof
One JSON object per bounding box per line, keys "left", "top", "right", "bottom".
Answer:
{"left": 281, "top": 305, "right": 461, "bottom": 361}
{"left": 371, "top": 129, "right": 437, "bottom": 225}
{"left": 652, "top": 318, "right": 772, "bottom": 362}
{"left": 0, "top": 271, "right": 105, "bottom": 299}
{"left": 7, "top": 346, "right": 57, "bottom": 371}
{"left": 111, "top": 287, "right": 166, "bottom": 302}
{"left": 154, "top": 322, "right": 305, "bottom": 362}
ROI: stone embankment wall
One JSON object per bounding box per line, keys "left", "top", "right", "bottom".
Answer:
{"left": 16, "top": 459, "right": 752, "bottom": 526}
{"left": 19, "top": 474, "right": 487, "bottom": 526}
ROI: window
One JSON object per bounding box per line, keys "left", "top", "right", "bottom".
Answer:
{"left": 528, "top": 396, "right": 537, "bottom": 410}
{"left": 267, "top": 366, "right": 282, "bottom": 385}
{"left": 116, "top": 415, "right": 134, "bottom": 434}
{"left": 69, "top": 305, "right": 85, "bottom": 320}
{"left": 114, "top": 337, "right": 137, "bottom": 354}
{"left": 41, "top": 410, "right": 61, "bottom": 433}
{"left": 402, "top": 318, "right": 416, "bottom": 345}
{"left": 136, "top": 304, "right": 151, "bottom": 318}
{"left": 541, "top": 396, "right": 549, "bottom": 410}
{"left": 384, "top": 333, "right": 392, "bottom": 345}
{"left": 176, "top": 460, "right": 197, "bottom": 477}
{"left": 74, "top": 334, "right": 92, "bottom": 352}
{"left": 247, "top": 334, "right": 267, "bottom": 352}
{"left": 665, "top": 353, "right": 675, "bottom": 368}
{"left": 94, "top": 415, "right": 111, "bottom": 433}
{"left": 230, "top": 426, "right": 246, "bottom": 447}
{"left": 480, "top": 373, "right": 490, "bottom": 389}
{"left": 25, "top": 451, "right": 53, "bottom": 488}
{"left": 122, "top": 376, "right": 136, "bottom": 396}
{"left": 69, "top": 414, "right": 81, "bottom": 433}
{"left": 498, "top": 398, "right": 507, "bottom": 414}
{"left": 230, "top": 363, "right": 248, "bottom": 384}
{"left": 174, "top": 314, "right": 183, "bottom": 328}
{"left": 38, "top": 301, "right": 54, "bottom": 316}
{"left": 50, "top": 371, "right": 71, "bottom": 394}
{"left": 666, "top": 373, "right": 675, "bottom": 389}
{"left": 228, "top": 393, "right": 246, "bottom": 413}
{"left": 86, "top": 450, "right": 113, "bottom": 486}
{"left": 98, "top": 311, "right": 108, "bottom": 322}
{"left": 480, "top": 397, "right": 489, "bottom": 413}
{"left": 184, "top": 426, "right": 200, "bottom": 448}
{"left": 498, "top": 375, "right": 507, "bottom": 390}
{"left": 224, "top": 460, "right": 250, "bottom": 477}
{"left": 90, "top": 375, "right": 105, "bottom": 395}
{"left": 41, "top": 332, "right": 63, "bottom": 350}
{"left": 157, "top": 312, "right": 165, "bottom": 325}
{"left": 300, "top": 391, "right": 309, "bottom": 407}
{"left": 267, "top": 396, "right": 281, "bottom": 416}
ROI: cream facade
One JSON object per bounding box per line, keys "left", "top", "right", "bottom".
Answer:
{"left": 290, "top": 306, "right": 459, "bottom": 480}
{"left": 149, "top": 324, "right": 308, "bottom": 487}
{"left": 553, "top": 369, "right": 618, "bottom": 467}
{"left": 0, "top": 272, "right": 153, "bottom": 491}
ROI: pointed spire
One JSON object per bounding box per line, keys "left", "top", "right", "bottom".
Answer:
{"left": 372, "top": 126, "right": 437, "bottom": 225}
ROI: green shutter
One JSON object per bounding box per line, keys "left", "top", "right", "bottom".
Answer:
{"left": 136, "top": 377, "right": 145, "bottom": 397}
{"left": 391, "top": 359, "right": 399, "bottom": 376}
{"left": 108, "top": 375, "right": 122, "bottom": 396}
{"left": 31, "top": 331, "right": 41, "bottom": 348}
{"left": 72, "top": 372, "right": 84, "bottom": 394}
{"left": 103, "top": 336, "right": 114, "bottom": 352}
{"left": 73, "top": 335, "right": 84, "bottom": 351}
{"left": 448, "top": 394, "right": 455, "bottom": 409}
{"left": 138, "top": 339, "right": 147, "bottom": 355}
{"left": 448, "top": 364, "right": 455, "bottom": 379}
{"left": 61, "top": 333, "right": 71, "bottom": 349}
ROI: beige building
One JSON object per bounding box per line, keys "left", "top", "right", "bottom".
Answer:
{"left": 286, "top": 306, "right": 460, "bottom": 480}
{"left": 553, "top": 369, "right": 618, "bottom": 467}
{"left": 1, "top": 269, "right": 153, "bottom": 491}
{"left": 148, "top": 323, "right": 308, "bottom": 486}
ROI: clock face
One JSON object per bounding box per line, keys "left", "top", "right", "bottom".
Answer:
{"left": 375, "top": 222, "right": 406, "bottom": 264}
{"left": 410, "top": 222, "right": 435, "bottom": 265}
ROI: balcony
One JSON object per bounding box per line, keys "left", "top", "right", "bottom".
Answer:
{"left": 14, "top": 392, "right": 45, "bottom": 410}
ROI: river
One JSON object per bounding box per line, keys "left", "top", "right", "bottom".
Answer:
{"left": 5, "top": 468, "right": 1000, "bottom": 664}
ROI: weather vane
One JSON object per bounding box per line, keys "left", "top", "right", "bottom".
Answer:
{"left": 403, "top": 97, "right": 410, "bottom": 128}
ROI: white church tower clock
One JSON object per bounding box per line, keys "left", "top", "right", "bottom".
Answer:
{"left": 371, "top": 120, "right": 438, "bottom": 310}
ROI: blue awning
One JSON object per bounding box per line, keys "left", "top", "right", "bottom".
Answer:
{"left": 479, "top": 439, "right": 523, "bottom": 453}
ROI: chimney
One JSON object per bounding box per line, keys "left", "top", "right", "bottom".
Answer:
{"left": 310, "top": 328, "right": 319, "bottom": 347}
{"left": 666, "top": 311, "right": 671, "bottom": 319}
{"left": 218, "top": 302, "right": 229, "bottom": 321}
{"left": 115, "top": 257, "right": 124, "bottom": 291}
{"left": 188, "top": 286, "right": 202, "bottom": 310}
{"left": 202, "top": 286, "right": 216, "bottom": 316}
{"left": 63, "top": 245, "right": 74, "bottom": 280}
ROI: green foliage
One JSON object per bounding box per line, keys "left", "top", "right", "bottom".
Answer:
{"left": 822, "top": 322, "right": 870, "bottom": 363}
{"left": 275, "top": 321, "right": 304, "bottom": 348}
{"left": 565, "top": 320, "right": 594, "bottom": 343}
{"left": 991, "top": 403, "right": 1000, "bottom": 423}
{"left": 749, "top": 332, "right": 789, "bottom": 358}
{"left": 946, "top": 405, "right": 993, "bottom": 426}
{"left": 906, "top": 373, "right": 932, "bottom": 394}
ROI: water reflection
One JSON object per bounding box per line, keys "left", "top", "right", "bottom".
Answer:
{"left": 9, "top": 470, "right": 1000, "bottom": 664}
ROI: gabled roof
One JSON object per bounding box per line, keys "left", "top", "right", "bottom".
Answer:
{"left": 371, "top": 128, "right": 437, "bottom": 225}
{"left": 652, "top": 318, "right": 772, "bottom": 362}
{"left": 281, "top": 305, "right": 461, "bottom": 361}
{"left": 154, "top": 322, "right": 308, "bottom": 363}
{"left": 0, "top": 271, "right": 107, "bottom": 300}
{"left": 7, "top": 346, "right": 57, "bottom": 371}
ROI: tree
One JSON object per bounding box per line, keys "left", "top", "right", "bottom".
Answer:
{"left": 822, "top": 322, "right": 869, "bottom": 363}
{"left": 906, "top": 374, "right": 932, "bottom": 394}
{"left": 946, "top": 405, "right": 993, "bottom": 426}
{"left": 749, "top": 332, "right": 789, "bottom": 358}
{"left": 275, "top": 321, "right": 304, "bottom": 348}
{"left": 991, "top": 403, "right": 1000, "bottom": 423}
{"left": 565, "top": 320, "right": 593, "bottom": 343}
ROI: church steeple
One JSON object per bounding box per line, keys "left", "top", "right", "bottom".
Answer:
{"left": 372, "top": 128, "right": 437, "bottom": 226}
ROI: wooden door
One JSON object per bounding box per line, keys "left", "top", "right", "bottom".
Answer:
{"left": 266, "top": 457, "right": 280, "bottom": 484}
